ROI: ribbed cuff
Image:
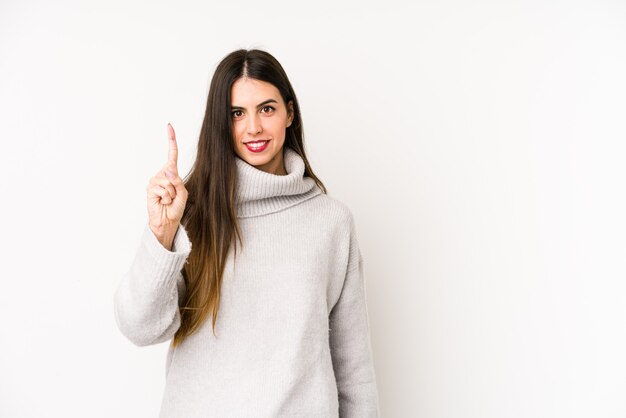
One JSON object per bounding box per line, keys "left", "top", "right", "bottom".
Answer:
{"left": 141, "top": 223, "right": 192, "bottom": 284}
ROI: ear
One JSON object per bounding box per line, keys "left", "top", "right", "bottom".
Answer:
{"left": 286, "top": 100, "right": 294, "bottom": 127}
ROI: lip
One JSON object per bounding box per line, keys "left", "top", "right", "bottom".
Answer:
{"left": 244, "top": 139, "right": 270, "bottom": 144}
{"left": 244, "top": 139, "right": 270, "bottom": 153}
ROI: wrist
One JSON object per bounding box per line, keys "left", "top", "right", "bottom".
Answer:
{"left": 149, "top": 223, "right": 179, "bottom": 251}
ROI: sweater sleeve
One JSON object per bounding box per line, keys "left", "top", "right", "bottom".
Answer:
{"left": 113, "top": 222, "right": 192, "bottom": 347}
{"left": 329, "top": 213, "right": 381, "bottom": 417}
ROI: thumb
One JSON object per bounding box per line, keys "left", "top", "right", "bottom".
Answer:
{"left": 166, "top": 168, "right": 186, "bottom": 194}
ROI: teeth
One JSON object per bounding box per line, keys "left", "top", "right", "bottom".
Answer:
{"left": 246, "top": 141, "right": 268, "bottom": 148}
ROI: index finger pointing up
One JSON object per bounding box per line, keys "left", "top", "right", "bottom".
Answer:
{"left": 167, "top": 122, "right": 178, "bottom": 168}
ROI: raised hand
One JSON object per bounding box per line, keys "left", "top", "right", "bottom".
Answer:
{"left": 147, "top": 123, "right": 189, "bottom": 250}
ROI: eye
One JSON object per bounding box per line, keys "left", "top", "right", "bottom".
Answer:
{"left": 261, "top": 106, "right": 275, "bottom": 114}
{"left": 231, "top": 110, "right": 243, "bottom": 118}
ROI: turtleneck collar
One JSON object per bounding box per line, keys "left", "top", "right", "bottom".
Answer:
{"left": 235, "top": 147, "right": 323, "bottom": 218}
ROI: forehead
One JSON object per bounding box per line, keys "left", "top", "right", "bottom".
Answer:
{"left": 230, "top": 78, "right": 281, "bottom": 106}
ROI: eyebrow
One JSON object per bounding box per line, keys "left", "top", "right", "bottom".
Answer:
{"left": 231, "top": 99, "right": 278, "bottom": 110}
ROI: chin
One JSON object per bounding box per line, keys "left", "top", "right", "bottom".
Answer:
{"left": 240, "top": 146, "right": 281, "bottom": 163}
{"left": 239, "top": 153, "right": 271, "bottom": 165}
{"left": 237, "top": 145, "right": 285, "bottom": 174}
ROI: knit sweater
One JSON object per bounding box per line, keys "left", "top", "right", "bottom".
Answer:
{"left": 113, "top": 147, "right": 380, "bottom": 417}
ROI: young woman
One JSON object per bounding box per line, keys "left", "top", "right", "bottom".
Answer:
{"left": 114, "top": 49, "right": 380, "bottom": 417}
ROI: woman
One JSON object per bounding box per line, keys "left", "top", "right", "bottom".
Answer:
{"left": 114, "top": 49, "right": 380, "bottom": 417}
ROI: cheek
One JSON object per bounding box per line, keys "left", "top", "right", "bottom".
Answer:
{"left": 232, "top": 123, "right": 243, "bottom": 140}
{"left": 268, "top": 117, "right": 288, "bottom": 133}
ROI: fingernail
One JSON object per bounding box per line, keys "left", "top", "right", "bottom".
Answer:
{"left": 166, "top": 170, "right": 174, "bottom": 178}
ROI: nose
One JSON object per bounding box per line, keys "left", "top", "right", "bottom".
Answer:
{"left": 247, "top": 113, "right": 263, "bottom": 135}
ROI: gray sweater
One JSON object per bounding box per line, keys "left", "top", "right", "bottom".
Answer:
{"left": 113, "top": 147, "right": 380, "bottom": 417}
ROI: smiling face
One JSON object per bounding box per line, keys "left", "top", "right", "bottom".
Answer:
{"left": 230, "top": 77, "right": 294, "bottom": 175}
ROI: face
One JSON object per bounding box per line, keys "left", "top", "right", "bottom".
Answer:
{"left": 230, "top": 77, "right": 294, "bottom": 175}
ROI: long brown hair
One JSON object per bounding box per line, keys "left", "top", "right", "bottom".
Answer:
{"left": 171, "top": 49, "right": 327, "bottom": 348}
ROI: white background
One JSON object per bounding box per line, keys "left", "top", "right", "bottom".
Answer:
{"left": 1, "top": 0, "right": 625, "bottom": 417}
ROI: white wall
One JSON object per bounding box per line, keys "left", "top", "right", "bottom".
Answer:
{"left": 1, "top": 0, "right": 625, "bottom": 417}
